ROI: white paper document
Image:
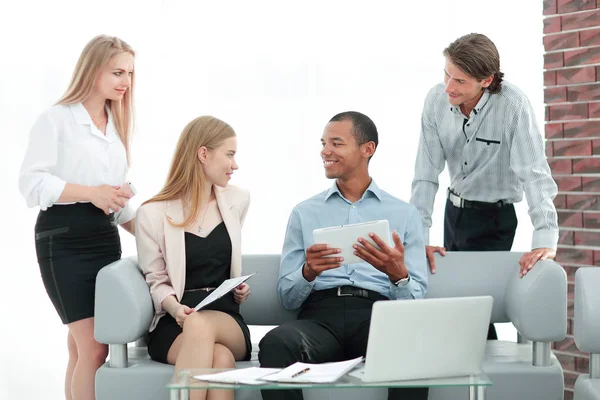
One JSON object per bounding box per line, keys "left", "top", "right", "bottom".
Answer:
{"left": 194, "top": 273, "right": 255, "bottom": 311}
{"left": 193, "top": 367, "right": 281, "bottom": 385}
{"left": 261, "top": 356, "right": 364, "bottom": 383}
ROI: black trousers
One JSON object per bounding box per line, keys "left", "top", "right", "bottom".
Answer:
{"left": 443, "top": 198, "right": 518, "bottom": 340}
{"left": 258, "top": 291, "right": 429, "bottom": 400}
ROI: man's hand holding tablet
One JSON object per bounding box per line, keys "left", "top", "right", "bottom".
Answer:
{"left": 302, "top": 244, "right": 344, "bottom": 282}
{"left": 309, "top": 220, "right": 409, "bottom": 284}
{"left": 353, "top": 229, "right": 410, "bottom": 283}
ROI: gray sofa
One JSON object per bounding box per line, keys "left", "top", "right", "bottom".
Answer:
{"left": 574, "top": 267, "right": 600, "bottom": 400}
{"left": 95, "top": 252, "right": 567, "bottom": 400}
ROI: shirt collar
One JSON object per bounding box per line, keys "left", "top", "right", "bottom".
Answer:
{"left": 69, "top": 102, "right": 114, "bottom": 125}
{"left": 69, "top": 102, "right": 117, "bottom": 142}
{"left": 473, "top": 90, "right": 491, "bottom": 114}
{"left": 105, "top": 107, "right": 116, "bottom": 137}
{"left": 449, "top": 90, "right": 492, "bottom": 116}
{"left": 324, "top": 179, "right": 382, "bottom": 202}
{"left": 69, "top": 103, "right": 93, "bottom": 125}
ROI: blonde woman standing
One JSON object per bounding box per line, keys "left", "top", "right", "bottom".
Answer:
{"left": 19, "top": 35, "right": 136, "bottom": 400}
{"left": 136, "top": 116, "right": 251, "bottom": 400}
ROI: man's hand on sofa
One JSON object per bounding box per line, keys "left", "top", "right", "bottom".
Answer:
{"left": 302, "top": 244, "right": 343, "bottom": 282}
{"left": 353, "top": 230, "right": 409, "bottom": 281}
{"left": 518, "top": 248, "right": 556, "bottom": 278}
{"left": 425, "top": 246, "right": 446, "bottom": 274}
{"left": 174, "top": 304, "right": 194, "bottom": 328}
{"left": 234, "top": 283, "right": 250, "bottom": 304}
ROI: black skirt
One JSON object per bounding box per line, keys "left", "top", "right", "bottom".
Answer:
{"left": 34, "top": 203, "right": 121, "bottom": 324}
{"left": 147, "top": 290, "right": 252, "bottom": 364}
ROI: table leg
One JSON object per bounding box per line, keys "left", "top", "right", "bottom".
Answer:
{"left": 181, "top": 388, "right": 190, "bottom": 400}
{"left": 178, "top": 369, "right": 191, "bottom": 400}
{"left": 469, "top": 386, "right": 485, "bottom": 400}
{"left": 170, "top": 389, "right": 179, "bottom": 400}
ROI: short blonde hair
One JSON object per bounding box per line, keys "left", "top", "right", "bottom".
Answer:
{"left": 57, "top": 35, "right": 135, "bottom": 162}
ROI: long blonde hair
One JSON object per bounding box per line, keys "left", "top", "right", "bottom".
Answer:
{"left": 56, "top": 35, "right": 135, "bottom": 162}
{"left": 144, "top": 116, "right": 236, "bottom": 228}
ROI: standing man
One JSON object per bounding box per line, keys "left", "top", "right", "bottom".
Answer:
{"left": 410, "top": 33, "right": 558, "bottom": 339}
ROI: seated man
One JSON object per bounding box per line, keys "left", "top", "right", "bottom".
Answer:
{"left": 258, "top": 112, "right": 429, "bottom": 400}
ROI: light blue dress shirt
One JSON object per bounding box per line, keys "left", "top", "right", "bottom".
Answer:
{"left": 278, "top": 179, "right": 428, "bottom": 310}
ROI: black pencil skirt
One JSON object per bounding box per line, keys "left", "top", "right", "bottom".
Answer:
{"left": 34, "top": 203, "right": 122, "bottom": 325}
{"left": 147, "top": 291, "right": 252, "bottom": 364}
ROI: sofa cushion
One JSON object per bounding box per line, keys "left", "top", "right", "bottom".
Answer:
{"left": 575, "top": 268, "right": 600, "bottom": 353}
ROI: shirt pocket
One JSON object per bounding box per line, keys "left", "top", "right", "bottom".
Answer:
{"left": 475, "top": 137, "right": 501, "bottom": 146}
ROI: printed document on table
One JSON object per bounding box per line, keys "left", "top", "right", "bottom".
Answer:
{"left": 193, "top": 367, "right": 280, "bottom": 385}
{"left": 261, "top": 356, "right": 363, "bottom": 383}
{"left": 194, "top": 273, "right": 255, "bottom": 311}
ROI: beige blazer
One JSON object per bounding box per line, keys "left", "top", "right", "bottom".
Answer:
{"left": 135, "top": 185, "right": 250, "bottom": 331}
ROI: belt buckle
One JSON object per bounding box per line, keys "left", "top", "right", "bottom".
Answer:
{"left": 450, "top": 192, "right": 464, "bottom": 208}
{"left": 337, "top": 287, "right": 353, "bottom": 297}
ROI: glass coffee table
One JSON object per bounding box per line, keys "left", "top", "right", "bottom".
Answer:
{"left": 167, "top": 368, "right": 492, "bottom": 400}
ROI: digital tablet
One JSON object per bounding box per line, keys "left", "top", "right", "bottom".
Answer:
{"left": 312, "top": 220, "right": 391, "bottom": 265}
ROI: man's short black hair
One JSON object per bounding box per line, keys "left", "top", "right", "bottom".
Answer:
{"left": 329, "top": 111, "right": 379, "bottom": 150}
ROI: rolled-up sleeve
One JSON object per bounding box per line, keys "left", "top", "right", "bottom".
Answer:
{"left": 115, "top": 202, "right": 136, "bottom": 225}
{"left": 277, "top": 208, "right": 315, "bottom": 310}
{"left": 389, "top": 207, "right": 428, "bottom": 300}
{"left": 19, "top": 113, "right": 66, "bottom": 209}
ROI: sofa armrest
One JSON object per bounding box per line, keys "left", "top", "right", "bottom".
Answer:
{"left": 504, "top": 259, "right": 567, "bottom": 342}
{"left": 94, "top": 256, "right": 153, "bottom": 344}
{"left": 575, "top": 267, "right": 600, "bottom": 353}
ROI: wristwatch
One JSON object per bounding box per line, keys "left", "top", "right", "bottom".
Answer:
{"left": 392, "top": 275, "right": 410, "bottom": 287}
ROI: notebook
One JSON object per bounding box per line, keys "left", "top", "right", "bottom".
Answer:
{"left": 260, "top": 357, "right": 364, "bottom": 383}
{"left": 193, "top": 367, "right": 280, "bottom": 385}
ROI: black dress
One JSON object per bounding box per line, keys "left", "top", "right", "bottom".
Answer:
{"left": 147, "top": 222, "right": 252, "bottom": 364}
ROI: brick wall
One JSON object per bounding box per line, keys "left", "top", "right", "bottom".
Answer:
{"left": 543, "top": 1, "right": 600, "bottom": 399}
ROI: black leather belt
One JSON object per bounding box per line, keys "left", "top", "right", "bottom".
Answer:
{"left": 184, "top": 287, "right": 216, "bottom": 293}
{"left": 321, "top": 286, "right": 388, "bottom": 301}
{"left": 447, "top": 188, "right": 509, "bottom": 209}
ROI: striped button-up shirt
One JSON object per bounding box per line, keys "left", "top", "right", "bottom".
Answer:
{"left": 410, "top": 82, "right": 558, "bottom": 250}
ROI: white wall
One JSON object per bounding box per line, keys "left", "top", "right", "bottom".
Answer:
{"left": 1, "top": 0, "right": 543, "bottom": 398}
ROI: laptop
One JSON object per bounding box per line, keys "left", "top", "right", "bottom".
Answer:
{"left": 349, "top": 296, "right": 493, "bottom": 382}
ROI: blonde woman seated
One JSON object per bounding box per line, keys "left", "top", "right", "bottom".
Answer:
{"left": 136, "top": 116, "right": 251, "bottom": 400}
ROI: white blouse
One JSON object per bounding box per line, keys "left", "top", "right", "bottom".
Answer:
{"left": 19, "top": 103, "right": 135, "bottom": 224}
